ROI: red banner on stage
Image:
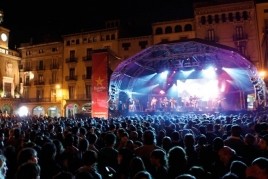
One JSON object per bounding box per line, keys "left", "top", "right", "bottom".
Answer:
{"left": 92, "top": 52, "right": 109, "bottom": 119}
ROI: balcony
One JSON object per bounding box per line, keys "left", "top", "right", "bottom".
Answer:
{"left": 21, "top": 98, "right": 51, "bottom": 102}
{"left": 65, "top": 75, "right": 78, "bottom": 81}
{"left": 49, "top": 79, "right": 60, "bottom": 84}
{"left": 24, "top": 66, "right": 32, "bottom": 71}
{"left": 233, "top": 34, "right": 248, "bottom": 41}
{"left": 50, "top": 64, "right": 59, "bottom": 69}
{"left": 34, "top": 81, "right": 45, "bottom": 85}
{"left": 65, "top": 57, "right": 78, "bottom": 63}
{"left": 76, "top": 94, "right": 91, "bottom": 100}
{"left": 19, "top": 65, "right": 24, "bottom": 72}
{"left": 36, "top": 66, "right": 45, "bottom": 71}
{"left": 205, "top": 36, "right": 219, "bottom": 43}
{"left": 24, "top": 82, "right": 31, "bottom": 86}
{"left": 82, "top": 56, "right": 92, "bottom": 61}
{"left": 82, "top": 75, "right": 91, "bottom": 80}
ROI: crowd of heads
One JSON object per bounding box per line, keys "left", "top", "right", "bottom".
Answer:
{"left": 0, "top": 111, "right": 267, "bottom": 178}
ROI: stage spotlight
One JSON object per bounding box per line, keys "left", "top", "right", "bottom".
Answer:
{"left": 160, "top": 71, "right": 169, "bottom": 79}
{"left": 159, "top": 90, "right": 165, "bottom": 95}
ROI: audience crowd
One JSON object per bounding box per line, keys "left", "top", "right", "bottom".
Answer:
{"left": 0, "top": 111, "right": 267, "bottom": 179}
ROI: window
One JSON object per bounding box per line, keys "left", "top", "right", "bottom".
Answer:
{"left": 228, "top": 13, "right": 233, "bottom": 22}
{"left": 86, "top": 67, "right": 92, "bottom": 78}
{"left": 70, "top": 50, "right": 75, "bottom": 58}
{"left": 25, "top": 76, "right": 30, "bottom": 84}
{"left": 242, "top": 11, "right": 248, "bottom": 20}
{"left": 184, "top": 24, "right": 192, "bottom": 31}
{"left": 36, "top": 89, "right": 44, "bottom": 100}
{"left": 111, "top": 34, "right": 115, "bottom": 40}
{"left": 66, "top": 41, "right": 70, "bottom": 46}
{"left": 201, "top": 16, "right": 206, "bottom": 24}
{"left": 122, "top": 43, "right": 131, "bottom": 51}
{"left": 86, "top": 48, "right": 92, "bottom": 60}
{"left": 236, "top": 26, "right": 244, "bottom": 39}
{"left": 139, "top": 41, "right": 148, "bottom": 49}
{"left": 23, "top": 88, "right": 29, "bottom": 99}
{"left": 52, "top": 71, "right": 57, "bottom": 83}
{"left": 86, "top": 85, "right": 91, "bottom": 98}
{"left": 214, "top": 15, "right": 220, "bottom": 23}
{"left": 26, "top": 61, "right": 31, "bottom": 71}
{"left": 76, "top": 39, "right": 80, "bottom": 44}
{"left": 38, "top": 74, "right": 44, "bottom": 82}
{"left": 70, "top": 68, "right": 75, "bottom": 77}
{"left": 175, "top": 25, "right": 182, "bottom": 32}
{"left": 69, "top": 86, "right": 75, "bottom": 99}
{"left": 39, "top": 60, "right": 44, "bottom": 70}
{"left": 235, "top": 12, "right": 241, "bottom": 21}
{"left": 106, "top": 35, "right": 110, "bottom": 40}
{"left": 165, "top": 26, "right": 172, "bottom": 34}
{"left": 155, "top": 27, "right": 163, "bottom": 35}
{"left": 238, "top": 45, "right": 246, "bottom": 55}
{"left": 51, "top": 89, "right": 56, "bottom": 98}
{"left": 52, "top": 58, "right": 57, "bottom": 67}
{"left": 39, "top": 49, "right": 44, "bottom": 53}
{"left": 207, "top": 29, "right": 215, "bottom": 41}
{"left": 52, "top": 47, "right": 58, "bottom": 52}
{"left": 221, "top": 14, "right": 226, "bottom": 23}
{"left": 208, "top": 15, "right": 213, "bottom": 24}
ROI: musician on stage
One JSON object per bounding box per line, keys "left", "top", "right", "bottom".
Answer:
{"left": 151, "top": 97, "right": 158, "bottom": 110}
{"left": 170, "top": 97, "right": 177, "bottom": 111}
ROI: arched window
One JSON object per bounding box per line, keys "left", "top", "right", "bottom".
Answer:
{"left": 174, "top": 25, "right": 182, "bottom": 32}
{"left": 228, "top": 13, "right": 233, "bottom": 22}
{"left": 221, "top": 14, "right": 226, "bottom": 23}
{"left": 235, "top": 12, "right": 241, "bottom": 21}
{"left": 208, "top": 15, "right": 213, "bottom": 24}
{"left": 155, "top": 27, "right": 163, "bottom": 35}
{"left": 106, "top": 35, "right": 110, "bottom": 40}
{"left": 242, "top": 11, "right": 248, "bottom": 20}
{"left": 201, "top": 16, "right": 206, "bottom": 24}
{"left": 165, "top": 26, "right": 172, "bottom": 34}
{"left": 215, "top": 14, "right": 220, "bottom": 23}
{"left": 184, "top": 24, "right": 192, "bottom": 31}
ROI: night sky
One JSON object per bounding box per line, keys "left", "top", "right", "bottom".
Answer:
{"left": 0, "top": 0, "right": 194, "bottom": 48}
{"left": 0, "top": 0, "right": 266, "bottom": 49}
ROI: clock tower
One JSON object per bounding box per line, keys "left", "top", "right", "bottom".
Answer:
{"left": 0, "top": 10, "right": 9, "bottom": 49}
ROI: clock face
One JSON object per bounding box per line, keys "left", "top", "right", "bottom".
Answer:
{"left": 1, "top": 33, "right": 7, "bottom": 42}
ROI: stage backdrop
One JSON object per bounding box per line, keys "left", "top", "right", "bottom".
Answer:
{"left": 92, "top": 52, "right": 109, "bottom": 118}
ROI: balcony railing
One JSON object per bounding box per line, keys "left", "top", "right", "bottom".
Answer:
{"left": 82, "top": 56, "right": 92, "bottom": 61}
{"left": 82, "top": 75, "right": 91, "bottom": 80}
{"left": 205, "top": 36, "right": 219, "bottom": 42}
{"left": 233, "top": 34, "right": 248, "bottom": 41}
{"left": 49, "top": 79, "right": 60, "bottom": 84}
{"left": 50, "top": 64, "right": 59, "bottom": 69}
{"left": 65, "top": 57, "right": 78, "bottom": 63}
{"left": 65, "top": 75, "right": 78, "bottom": 81}
{"left": 20, "top": 98, "right": 52, "bottom": 102}
{"left": 24, "top": 66, "right": 32, "bottom": 71}
{"left": 34, "top": 81, "right": 45, "bottom": 85}
{"left": 24, "top": 82, "right": 31, "bottom": 86}
{"left": 36, "top": 66, "right": 45, "bottom": 71}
